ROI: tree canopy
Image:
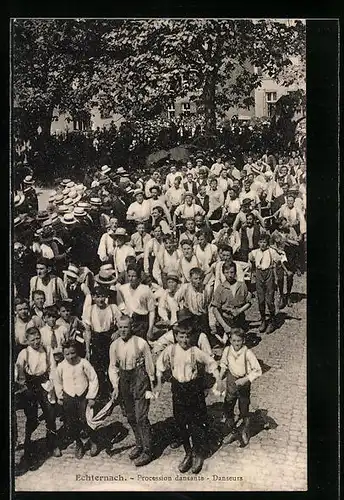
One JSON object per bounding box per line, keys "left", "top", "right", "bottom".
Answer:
{"left": 12, "top": 18, "right": 306, "bottom": 140}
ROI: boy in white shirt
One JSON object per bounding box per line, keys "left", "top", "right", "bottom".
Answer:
{"left": 55, "top": 340, "right": 99, "bottom": 459}
{"left": 218, "top": 328, "right": 262, "bottom": 446}
{"left": 16, "top": 327, "right": 60, "bottom": 466}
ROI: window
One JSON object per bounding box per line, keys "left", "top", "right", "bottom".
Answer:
{"left": 182, "top": 102, "right": 191, "bottom": 113}
{"left": 167, "top": 102, "right": 176, "bottom": 119}
{"left": 266, "top": 91, "right": 277, "bottom": 117}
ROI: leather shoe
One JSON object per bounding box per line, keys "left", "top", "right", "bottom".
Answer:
{"left": 178, "top": 452, "right": 193, "bottom": 473}
{"left": 89, "top": 441, "right": 99, "bottom": 457}
{"left": 241, "top": 419, "right": 250, "bottom": 446}
{"left": 129, "top": 446, "right": 143, "bottom": 460}
{"left": 259, "top": 320, "right": 267, "bottom": 333}
{"left": 223, "top": 431, "right": 238, "bottom": 445}
{"left": 75, "top": 441, "right": 84, "bottom": 459}
{"left": 170, "top": 439, "right": 182, "bottom": 449}
{"left": 134, "top": 452, "right": 153, "bottom": 467}
{"left": 191, "top": 453, "right": 204, "bottom": 474}
{"left": 52, "top": 446, "right": 62, "bottom": 458}
{"left": 266, "top": 321, "right": 275, "bottom": 334}
{"left": 278, "top": 296, "right": 286, "bottom": 310}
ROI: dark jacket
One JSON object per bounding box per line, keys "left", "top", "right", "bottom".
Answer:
{"left": 195, "top": 194, "right": 210, "bottom": 214}
{"left": 183, "top": 181, "right": 198, "bottom": 196}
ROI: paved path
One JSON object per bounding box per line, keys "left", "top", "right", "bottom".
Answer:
{"left": 15, "top": 275, "right": 307, "bottom": 492}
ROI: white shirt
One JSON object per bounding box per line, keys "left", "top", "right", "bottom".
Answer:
{"left": 145, "top": 178, "right": 159, "bottom": 198}
{"left": 157, "top": 289, "right": 179, "bottom": 325}
{"left": 40, "top": 324, "right": 68, "bottom": 352}
{"left": 156, "top": 344, "right": 218, "bottom": 383}
{"left": 224, "top": 196, "right": 241, "bottom": 213}
{"left": 97, "top": 232, "right": 116, "bottom": 262}
{"left": 210, "top": 162, "right": 224, "bottom": 177}
{"left": 174, "top": 203, "right": 205, "bottom": 219}
{"left": 249, "top": 247, "right": 285, "bottom": 269}
{"left": 126, "top": 200, "right": 151, "bottom": 221}
{"left": 16, "top": 345, "right": 54, "bottom": 377}
{"left": 153, "top": 330, "right": 212, "bottom": 357}
{"left": 29, "top": 275, "right": 68, "bottom": 307}
{"left": 220, "top": 345, "right": 262, "bottom": 383}
{"left": 165, "top": 186, "right": 185, "bottom": 207}
{"left": 118, "top": 283, "right": 155, "bottom": 316}
{"left": 153, "top": 249, "right": 180, "bottom": 285}
{"left": 178, "top": 255, "right": 201, "bottom": 283}
{"left": 54, "top": 358, "right": 99, "bottom": 399}
{"left": 218, "top": 176, "right": 232, "bottom": 193}
{"left": 165, "top": 172, "right": 183, "bottom": 190}
{"left": 239, "top": 189, "right": 260, "bottom": 205}
{"left": 108, "top": 335, "right": 155, "bottom": 388}
{"left": 83, "top": 304, "right": 123, "bottom": 332}
{"left": 194, "top": 243, "right": 218, "bottom": 273}
{"left": 113, "top": 244, "right": 136, "bottom": 275}
{"left": 277, "top": 204, "right": 306, "bottom": 234}
{"left": 15, "top": 316, "right": 44, "bottom": 345}
{"left": 143, "top": 238, "right": 164, "bottom": 274}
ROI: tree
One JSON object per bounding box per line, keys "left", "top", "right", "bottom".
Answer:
{"left": 99, "top": 19, "right": 306, "bottom": 135}
{"left": 12, "top": 19, "right": 112, "bottom": 142}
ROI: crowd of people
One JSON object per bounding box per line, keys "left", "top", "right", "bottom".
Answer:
{"left": 13, "top": 148, "right": 307, "bottom": 475}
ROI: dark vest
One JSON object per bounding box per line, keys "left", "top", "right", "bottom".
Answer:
{"left": 240, "top": 224, "right": 261, "bottom": 252}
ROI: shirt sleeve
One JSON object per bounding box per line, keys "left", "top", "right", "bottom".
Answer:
{"left": 53, "top": 363, "right": 64, "bottom": 400}
{"left": 145, "top": 288, "right": 156, "bottom": 313}
{"left": 57, "top": 278, "right": 68, "bottom": 300}
{"left": 83, "top": 359, "right": 99, "bottom": 399}
{"left": 153, "top": 330, "right": 174, "bottom": 356}
{"left": 211, "top": 284, "right": 224, "bottom": 309}
{"left": 246, "top": 349, "right": 262, "bottom": 382}
{"left": 196, "top": 348, "right": 219, "bottom": 377}
{"left": 126, "top": 203, "right": 135, "bottom": 217}
{"left": 174, "top": 205, "right": 181, "bottom": 217}
{"left": 219, "top": 347, "right": 229, "bottom": 370}
{"left": 198, "top": 333, "right": 213, "bottom": 356}
{"left": 97, "top": 233, "right": 108, "bottom": 262}
{"left": 15, "top": 349, "right": 27, "bottom": 385}
{"left": 156, "top": 345, "right": 172, "bottom": 378}
{"left": 142, "top": 340, "right": 155, "bottom": 382}
{"left": 108, "top": 341, "right": 119, "bottom": 389}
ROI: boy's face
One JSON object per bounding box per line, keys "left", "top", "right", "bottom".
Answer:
{"left": 176, "top": 330, "right": 192, "bottom": 350}
{"left": 195, "top": 215, "right": 203, "bottom": 227}
{"left": 36, "top": 264, "right": 49, "bottom": 278}
{"left": 190, "top": 273, "right": 203, "bottom": 289}
{"left": 33, "top": 294, "right": 45, "bottom": 309}
{"left": 27, "top": 332, "right": 42, "bottom": 351}
{"left": 152, "top": 208, "right": 160, "bottom": 219}
{"left": 185, "top": 220, "right": 195, "bottom": 232}
{"left": 287, "top": 196, "right": 295, "bottom": 209}
{"left": 136, "top": 194, "right": 144, "bottom": 203}
{"left": 94, "top": 294, "right": 107, "bottom": 308}
{"left": 64, "top": 346, "right": 79, "bottom": 365}
{"left": 230, "top": 333, "right": 244, "bottom": 352}
{"left": 44, "top": 313, "right": 57, "bottom": 328}
{"left": 137, "top": 224, "right": 145, "bottom": 235}
{"left": 224, "top": 267, "right": 236, "bottom": 283}
{"left": 185, "top": 195, "right": 193, "bottom": 205}
{"left": 16, "top": 302, "right": 30, "bottom": 321}
{"left": 153, "top": 226, "right": 162, "bottom": 239}
{"left": 128, "top": 270, "right": 139, "bottom": 287}
{"left": 258, "top": 239, "right": 269, "bottom": 251}
{"left": 198, "top": 233, "right": 207, "bottom": 248}
{"left": 151, "top": 189, "right": 159, "bottom": 199}
{"left": 181, "top": 244, "right": 193, "bottom": 259}
{"left": 165, "top": 240, "right": 175, "bottom": 253}
{"left": 222, "top": 250, "right": 232, "bottom": 263}
{"left": 166, "top": 279, "right": 178, "bottom": 293}
{"left": 59, "top": 306, "right": 71, "bottom": 322}
{"left": 118, "top": 319, "right": 132, "bottom": 342}
{"left": 210, "top": 180, "right": 217, "bottom": 190}
{"left": 246, "top": 215, "right": 254, "bottom": 227}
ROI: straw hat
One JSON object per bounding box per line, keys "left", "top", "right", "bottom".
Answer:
{"left": 166, "top": 273, "right": 181, "bottom": 283}
{"left": 61, "top": 179, "right": 72, "bottom": 187}
{"left": 14, "top": 193, "right": 25, "bottom": 207}
{"left": 90, "top": 198, "right": 102, "bottom": 206}
{"left": 68, "top": 190, "right": 82, "bottom": 205}
{"left": 66, "top": 181, "right": 75, "bottom": 189}
{"left": 117, "top": 167, "right": 127, "bottom": 175}
{"left": 23, "top": 175, "right": 35, "bottom": 185}
{"left": 100, "top": 165, "right": 111, "bottom": 175}
{"left": 48, "top": 195, "right": 56, "bottom": 203}
{"left": 63, "top": 263, "right": 80, "bottom": 280}
{"left": 54, "top": 194, "right": 65, "bottom": 205}
{"left": 61, "top": 213, "right": 78, "bottom": 225}
{"left": 114, "top": 227, "right": 127, "bottom": 237}
{"left": 58, "top": 205, "right": 71, "bottom": 215}
{"left": 94, "top": 264, "right": 117, "bottom": 285}
{"left": 73, "top": 207, "right": 87, "bottom": 217}
{"left": 75, "top": 184, "right": 86, "bottom": 194}
{"left": 134, "top": 189, "right": 144, "bottom": 196}
{"left": 78, "top": 202, "right": 91, "bottom": 210}
{"left": 42, "top": 218, "right": 53, "bottom": 228}
{"left": 62, "top": 187, "right": 70, "bottom": 196}
{"left": 36, "top": 210, "right": 50, "bottom": 222}
{"left": 64, "top": 198, "right": 74, "bottom": 206}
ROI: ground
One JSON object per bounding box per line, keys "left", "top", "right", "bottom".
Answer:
{"left": 14, "top": 189, "right": 307, "bottom": 492}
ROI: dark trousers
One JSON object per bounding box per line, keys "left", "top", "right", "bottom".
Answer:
{"left": 23, "top": 376, "right": 57, "bottom": 450}
{"left": 62, "top": 390, "right": 92, "bottom": 442}
{"left": 223, "top": 371, "right": 251, "bottom": 428}
{"left": 131, "top": 313, "right": 149, "bottom": 340}
{"left": 255, "top": 268, "right": 276, "bottom": 319}
{"left": 90, "top": 331, "right": 113, "bottom": 400}
{"left": 119, "top": 366, "right": 152, "bottom": 455}
{"left": 171, "top": 376, "right": 209, "bottom": 456}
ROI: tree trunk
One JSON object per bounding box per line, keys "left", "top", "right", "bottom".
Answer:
{"left": 203, "top": 75, "right": 217, "bottom": 136}
{"left": 39, "top": 105, "right": 54, "bottom": 141}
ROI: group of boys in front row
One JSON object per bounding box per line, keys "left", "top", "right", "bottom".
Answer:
{"left": 15, "top": 299, "right": 262, "bottom": 475}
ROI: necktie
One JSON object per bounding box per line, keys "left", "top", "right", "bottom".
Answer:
{"left": 51, "top": 327, "right": 58, "bottom": 349}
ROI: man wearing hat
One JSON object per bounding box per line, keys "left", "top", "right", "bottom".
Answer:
{"left": 23, "top": 176, "right": 39, "bottom": 213}
{"left": 144, "top": 171, "right": 161, "bottom": 199}
{"left": 112, "top": 228, "right": 136, "bottom": 278}
{"left": 173, "top": 192, "right": 205, "bottom": 229}
{"left": 126, "top": 190, "right": 151, "bottom": 232}
{"left": 233, "top": 198, "right": 265, "bottom": 232}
